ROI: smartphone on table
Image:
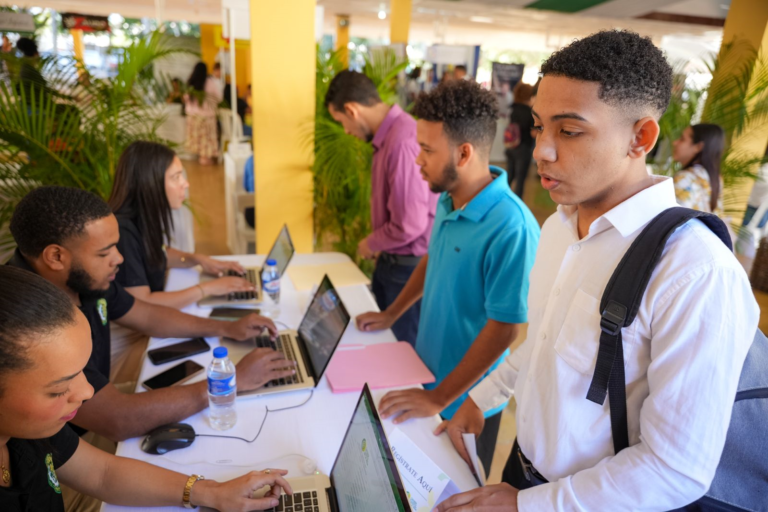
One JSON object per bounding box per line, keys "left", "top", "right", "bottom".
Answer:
{"left": 142, "top": 360, "right": 205, "bottom": 391}
{"left": 147, "top": 337, "right": 210, "bottom": 366}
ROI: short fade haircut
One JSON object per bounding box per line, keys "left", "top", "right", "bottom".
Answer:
{"left": 10, "top": 186, "right": 113, "bottom": 258}
{"left": 324, "top": 70, "right": 382, "bottom": 112}
{"left": 541, "top": 30, "right": 672, "bottom": 117}
{"left": 413, "top": 80, "right": 499, "bottom": 155}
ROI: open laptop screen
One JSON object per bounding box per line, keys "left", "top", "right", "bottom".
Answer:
{"left": 264, "top": 224, "right": 294, "bottom": 277}
{"left": 330, "top": 385, "right": 408, "bottom": 512}
{"left": 297, "top": 275, "right": 350, "bottom": 380}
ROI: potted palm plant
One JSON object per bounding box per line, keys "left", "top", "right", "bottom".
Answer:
{"left": 0, "top": 30, "right": 194, "bottom": 260}
{"left": 311, "top": 46, "right": 407, "bottom": 272}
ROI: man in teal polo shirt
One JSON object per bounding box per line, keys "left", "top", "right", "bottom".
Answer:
{"left": 357, "top": 80, "right": 540, "bottom": 474}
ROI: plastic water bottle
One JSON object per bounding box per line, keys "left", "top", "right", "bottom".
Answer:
{"left": 261, "top": 258, "right": 281, "bottom": 317}
{"left": 207, "top": 347, "right": 237, "bottom": 430}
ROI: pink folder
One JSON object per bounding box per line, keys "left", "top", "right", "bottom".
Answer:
{"left": 326, "top": 342, "right": 435, "bottom": 393}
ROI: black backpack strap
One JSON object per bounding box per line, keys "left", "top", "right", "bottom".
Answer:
{"left": 586, "top": 207, "right": 731, "bottom": 454}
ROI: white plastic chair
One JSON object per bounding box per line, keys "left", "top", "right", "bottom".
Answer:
{"left": 218, "top": 108, "right": 250, "bottom": 155}
{"left": 224, "top": 150, "right": 255, "bottom": 254}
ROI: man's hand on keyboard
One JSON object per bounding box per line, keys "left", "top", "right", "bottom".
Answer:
{"left": 237, "top": 347, "right": 298, "bottom": 391}
{"left": 199, "top": 276, "right": 255, "bottom": 297}
{"left": 224, "top": 314, "right": 279, "bottom": 340}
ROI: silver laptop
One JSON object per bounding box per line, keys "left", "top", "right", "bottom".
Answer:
{"left": 198, "top": 224, "right": 295, "bottom": 307}
{"left": 221, "top": 274, "right": 350, "bottom": 397}
{"left": 256, "top": 384, "right": 411, "bottom": 512}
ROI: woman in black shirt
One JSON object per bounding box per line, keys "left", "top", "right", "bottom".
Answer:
{"left": 0, "top": 266, "right": 291, "bottom": 511}
{"left": 109, "top": 141, "right": 256, "bottom": 309}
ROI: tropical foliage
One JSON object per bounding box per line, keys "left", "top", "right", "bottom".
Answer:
{"left": 652, "top": 39, "right": 768, "bottom": 217}
{"left": 0, "top": 31, "right": 194, "bottom": 256}
{"left": 312, "top": 46, "right": 407, "bottom": 269}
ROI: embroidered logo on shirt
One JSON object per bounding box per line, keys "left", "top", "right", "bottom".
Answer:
{"left": 45, "top": 453, "right": 61, "bottom": 494}
{"left": 97, "top": 298, "right": 108, "bottom": 325}
{"left": 454, "top": 247, "right": 461, "bottom": 252}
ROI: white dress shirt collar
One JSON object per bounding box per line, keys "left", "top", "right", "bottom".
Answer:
{"left": 557, "top": 176, "right": 677, "bottom": 240}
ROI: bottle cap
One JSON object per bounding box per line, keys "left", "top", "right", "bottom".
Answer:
{"left": 266, "top": 259, "right": 277, "bottom": 266}
{"left": 213, "top": 347, "right": 228, "bottom": 359}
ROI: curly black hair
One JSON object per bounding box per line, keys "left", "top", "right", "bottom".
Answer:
{"left": 10, "top": 186, "right": 113, "bottom": 258}
{"left": 324, "top": 70, "right": 382, "bottom": 111}
{"left": 413, "top": 80, "right": 499, "bottom": 154}
{"left": 541, "top": 30, "right": 672, "bottom": 116}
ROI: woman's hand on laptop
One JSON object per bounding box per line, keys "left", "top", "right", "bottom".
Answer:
{"left": 199, "top": 276, "right": 255, "bottom": 297}
{"left": 194, "top": 254, "right": 246, "bottom": 277}
{"left": 190, "top": 469, "right": 293, "bottom": 511}
{"left": 236, "top": 348, "right": 297, "bottom": 391}
{"left": 224, "top": 314, "right": 279, "bottom": 340}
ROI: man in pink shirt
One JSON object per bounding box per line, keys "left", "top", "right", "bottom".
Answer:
{"left": 325, "top": 71, "right": 437, "bottom": 346}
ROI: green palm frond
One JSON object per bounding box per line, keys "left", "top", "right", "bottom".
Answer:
{"left": 653, "top": 38, "right": 768, "bottom": 223}
{"left": 0, "top": 30, "right": 195, "bottom": 260}
{"left": 311, "top": 46, "right": 405, "bottom": 272}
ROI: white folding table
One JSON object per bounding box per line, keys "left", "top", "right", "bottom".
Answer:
{"left": 102, "top": 252, "right": 477, "bottom": 512}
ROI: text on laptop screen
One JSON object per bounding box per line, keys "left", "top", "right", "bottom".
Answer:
{"left": 331, "top": 391, "right": 407, "bottom": 512}
{"left": 265, "top": 225, "right": 294, "bottom": 277}
{"left": 298, "top": 277, "right": 350, "bottom": 378}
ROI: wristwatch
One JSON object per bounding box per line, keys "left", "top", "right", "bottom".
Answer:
{"left": 182, "top": 474, "right": 205, "bottom": 509}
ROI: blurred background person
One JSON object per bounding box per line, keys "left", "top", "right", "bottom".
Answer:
{"left": 672, "top": 123, "right": 725, "bottom": 214}
{"left": 184, "top": 62, "right": 222, "bottom": 165}
{"left": 504, "top": 82, "right": 535, "bottom": 198}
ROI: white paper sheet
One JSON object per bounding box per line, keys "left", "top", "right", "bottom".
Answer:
{"left": 462, "top": 432, "right": 486, "bottom": 487}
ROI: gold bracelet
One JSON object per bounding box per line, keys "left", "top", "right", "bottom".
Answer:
{"left": 182, "top": 474, "right": 204, "bottom": 509}
{"left": 196, "top": 284, "right": 205, "bottom": 298}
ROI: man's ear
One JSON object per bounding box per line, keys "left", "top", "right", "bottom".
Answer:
{"left": 344, "top": 102, "right": 360, "bottom": 120}
{"left": 456, "top": 142, "right": 475, "bottom": 168}
{"left": 628, "top": 117, "right": 660, "bottom": 160}
{"left": 40, "top": 244, "right": 68, "bottom": 272}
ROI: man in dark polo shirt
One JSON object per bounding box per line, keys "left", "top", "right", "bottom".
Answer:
{"left": 7, "top": 186, "right": 297, "bottom": 442}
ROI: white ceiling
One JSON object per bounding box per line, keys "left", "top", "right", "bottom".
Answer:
{"left": 14, "top": 0, "right": 731, "bottom": 26}
{"left": 318, "top": 0, "right": 722, "bottom": 39}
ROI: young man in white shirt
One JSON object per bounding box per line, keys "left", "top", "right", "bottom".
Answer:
{"left": 436, "top": 30, "right": 760, "bottom": 511}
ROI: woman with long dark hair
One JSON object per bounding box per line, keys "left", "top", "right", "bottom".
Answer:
{"left": 184, "top": 62, "right": 222, "bottom": 165}
{"left": 109, "top": 141, "right": 255, "bottom": 309}
{"left": 672, "top": 123, "right": 725, "bottom": 214}
{"left": 0, "top": 266, "right": 291, "bottom": 512}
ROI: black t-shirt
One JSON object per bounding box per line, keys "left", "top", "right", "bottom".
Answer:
{"left": 115, "top": 214, "right": 167, "bottom": 293}
{"left": 0, "top": 425, "right": 80, "bottom": 512}
{"left": 509, "top": 102, "right": 534, "bottom": 147}
{"left": 6, "top": 251, "right": 136, "bottom": 434}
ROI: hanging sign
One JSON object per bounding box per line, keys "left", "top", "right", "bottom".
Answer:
{"left": 61, "top": 13, "right": 111, "bottom": 33}
{"left": 0, "top": 12, "right": 36, "bottom": 33}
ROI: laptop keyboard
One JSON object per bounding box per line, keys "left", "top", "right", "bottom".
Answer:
{"left": 264, "top": 490, "right": 320, "bottom": 512}
{"left": 226, "top": 269, "right": 259, "bottom": 301}
{"left": 257, "top": 333, "right": 305, "bottom": 387}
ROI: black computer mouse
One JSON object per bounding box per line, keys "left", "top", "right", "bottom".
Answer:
{"left": 141, "top": 423, "right": 196, "bottom": 455}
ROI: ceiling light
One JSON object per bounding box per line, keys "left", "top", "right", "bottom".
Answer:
{"left": 470, "top": 16, "right": 493, "bottom": 23}
{"left": 378, "top": 10, "right": 387, "bottom": 20}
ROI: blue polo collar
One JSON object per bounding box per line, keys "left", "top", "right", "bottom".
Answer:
{"left": 440, "top": 166, "right": 511, "bottom": 223}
